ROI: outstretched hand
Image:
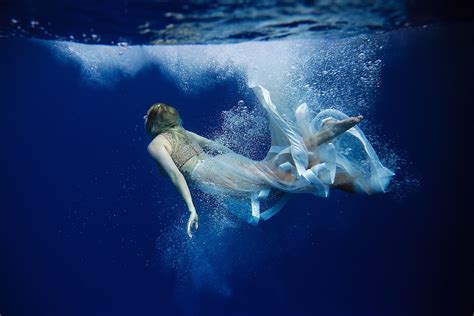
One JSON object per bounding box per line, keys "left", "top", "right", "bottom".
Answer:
{"left": 187, "top": 211, "right": 199, "bottom": 238}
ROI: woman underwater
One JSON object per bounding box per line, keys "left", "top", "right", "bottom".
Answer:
{"left": 145, "top": 85, "right": 394, "bottom": 238}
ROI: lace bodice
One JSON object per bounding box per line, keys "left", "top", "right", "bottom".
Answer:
{"left": 162, "top": 131, "right": 204, "bottom": 171}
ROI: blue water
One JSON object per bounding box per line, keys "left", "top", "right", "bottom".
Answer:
{"left": 0, "top": 0, "right": 407, "bottom": 44}
{"left": 0, "top": 17, "right": 471, "bottom": 316}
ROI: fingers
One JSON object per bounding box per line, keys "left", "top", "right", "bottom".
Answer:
{"left": 187, "top": 217, "right": 194, "bottom": 238}
{"left": 187, "top": 221, "right": 192, "bottom": 238}
{"left": 187, "top": 219, "right": 197, "bottom": 239}
{"left": 186, "top": 214, "right": 199, "bottom": 239}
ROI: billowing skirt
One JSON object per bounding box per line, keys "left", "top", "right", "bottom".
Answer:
{"left": 190, "top": 85, "right": 394, "bottom": 224}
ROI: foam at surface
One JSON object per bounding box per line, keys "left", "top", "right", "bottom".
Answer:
{"left": 51, "top": 34, "right": 385, "bottom": 113}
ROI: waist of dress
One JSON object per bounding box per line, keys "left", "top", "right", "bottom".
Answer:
{"left": 180, "top": 154, "right": 206, "bottom": 176}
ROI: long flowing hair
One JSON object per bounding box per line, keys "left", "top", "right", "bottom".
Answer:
{"left": 144, "top": 103, "right": 187, "bottom": 146}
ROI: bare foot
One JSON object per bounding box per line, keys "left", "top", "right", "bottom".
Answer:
{"left": 320, "top": 115, "right": 363, "bottom": 138}
{"left": 305, "top": 115, "right": 364, "bottom": 148}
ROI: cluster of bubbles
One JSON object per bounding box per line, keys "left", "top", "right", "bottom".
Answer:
{"left": 6, "top": 18, "right": 51, "bottom": 39}
{"left": 51, "top": 41, "right": 149, "bottom": 86}
{"left": 211, "top": 99, "right": 270, "bottom": 160}
{"left": 6, "top": 18, "right": 107, "bottom": 44}
{"left": 154, "top": 194, "right": 240, "bottom": 300}
{"left": 51, "top": 32, "right": 385, "bottom": 114}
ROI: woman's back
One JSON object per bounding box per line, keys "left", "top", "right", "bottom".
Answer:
{"left": 161, "top": 130, "right": 205, "bottom": 172}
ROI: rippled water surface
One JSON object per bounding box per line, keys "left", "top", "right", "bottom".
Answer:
{"left": 1, "top": 0, "right": 471, "bottom": 44}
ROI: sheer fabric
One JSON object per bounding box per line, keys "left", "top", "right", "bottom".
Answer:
{"left": 162, "top": 131, "right": 204, "bottom": 171}
{"left": 190, "top": 85, "right": 394, "bottom": 224}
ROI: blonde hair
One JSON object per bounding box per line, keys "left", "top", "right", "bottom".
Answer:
{"left": 144, "top": 102, "right": 186, "bottom": 144}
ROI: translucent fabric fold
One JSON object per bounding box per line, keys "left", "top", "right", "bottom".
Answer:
{"left": 190, "top": 85, "right": 394, "bottom": 224}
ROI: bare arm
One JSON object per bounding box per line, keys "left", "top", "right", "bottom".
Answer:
{"left": 147, "top": 139, "right": 198, "bottom": 238}
{"left": 186, "top": 131, "right": 233, "bottom": 154}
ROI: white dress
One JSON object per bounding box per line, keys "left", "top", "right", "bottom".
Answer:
{"left": 189, "top": 85, "right": 394, "bottom": 224}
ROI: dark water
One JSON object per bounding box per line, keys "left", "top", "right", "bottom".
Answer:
{"left": 0, "top": 8, "right": 472, "bottom": 316}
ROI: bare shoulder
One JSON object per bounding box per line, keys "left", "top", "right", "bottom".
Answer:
{"left": 147, "top": 134, "right": 172, "bottom": 154}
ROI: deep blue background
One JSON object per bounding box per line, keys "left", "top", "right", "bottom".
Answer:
{"left": 0, "top": 24, "right": 471, "bottom": 315}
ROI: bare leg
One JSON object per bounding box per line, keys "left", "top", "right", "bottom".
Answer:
{"left": 304, "top": 115, "right": 364, "bottom": 149}
{"left": 264, "top": 115, "right": 363, "bottom": 185}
